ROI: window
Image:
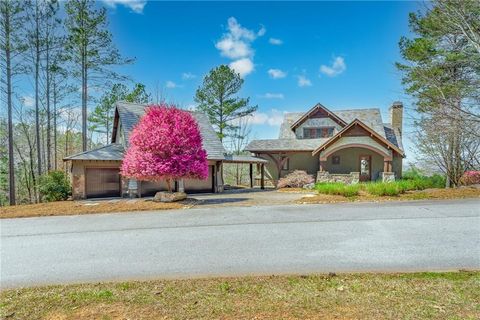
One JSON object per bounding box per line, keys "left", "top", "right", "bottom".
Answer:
{"left": 332, "top": 156, "right": 340, "bottom": 165}
{"left": 303, "top": 127, "right": 335, "bottom": 138}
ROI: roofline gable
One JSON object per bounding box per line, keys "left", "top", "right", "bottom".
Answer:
{"left": 311, "top": 118, "right": 405, "bottom": 157}
{"left": 290, "top": 103, "right": 347, "bottom": 130}
{"left": 111, "top": 106, "right": 120, "bottom": 143}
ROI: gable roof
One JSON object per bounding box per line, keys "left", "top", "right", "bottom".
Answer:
{"left": 290, "top": 103, "right": 347, "bottom": 130}
{"left": 63, "top": 143, "right": 124, "bottom": 161}
{"left": 112, "top": 101, "right": 226, "bottom": 160}
{"left": 311, "top": 118, "right": 405, "bottom": 157}
{"left": 248, "top": 103, "right": 404, "bottom": 154}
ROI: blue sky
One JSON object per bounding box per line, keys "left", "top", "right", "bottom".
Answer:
{"left": 95, "top": 1, "right": 419, "bottom": 159}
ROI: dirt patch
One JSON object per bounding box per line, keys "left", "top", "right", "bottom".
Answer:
{"left": 1, "top": 272, "right": 478, "bottom": 320}
{"left": 0, "top": 198, "right": 199, "bottom": 219}
{"left": 298, "top": 186, "right": 480, "bottom": 204}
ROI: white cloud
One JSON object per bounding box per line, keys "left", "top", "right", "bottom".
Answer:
{"left": 182, "top": 72, "right": 196, "bottom": 80}
{"left": 229, "top": 58, "right": 254, "bottom": 77}
{"left": 267, "top": 68, "right": 287, "bottom": 79}
{"left": 269, "top": 38, "right": 283, "bottom": 45}
{"left": 259, "top": 93, "right": 284, "bottom": 99}
{"left": 320, "top": 56, "right": 346, "bottom": 77}
{"left": 297, "top": 75, "right": 312, "bottom": 87}
{"left": 257, "top": 25, "right": 266, "bottom": 37}
{"left": 215, "top": 17, "right": 265, "bottom": 77}
{"left": 101, "top": 0, "right": 146, "bottom": 13}
{"left": 22, "top": 96, "right": 34, "bottom": 107}
{"left": 250, "top": 109, "right": 285, "bottom": 126}
{"left": 166, "top": 81, "right": 177, "bottom": 88}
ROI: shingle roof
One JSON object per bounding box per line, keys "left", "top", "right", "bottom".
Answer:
{"left": 249, "top": 106, "right": 403, "bottom": 152}
{"left": 115, "top": 102, "right": 226, "bottom": 160}
{"left": 63, "top": 144, "right": 124, "bottom": 161}
{"left": 246, "top": 138, "right": 330, "bottom": 152}
{"left": 223, "top": 154, "right": 268, "bottom": 163}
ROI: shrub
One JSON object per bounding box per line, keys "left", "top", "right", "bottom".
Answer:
{"left": 315, "top": 182, "right": 360, "bottom": 197}
{"left": 460, "top": 171, "right": 480, "bottom": 185}
{"left": 277, "top": 170, "right": 314, "bottom": 188}
{"left": 38, "top": 170, "right": 71, "bottom": 202}
{"left": 365, "top": 182, "right": 401, "bottom": 196}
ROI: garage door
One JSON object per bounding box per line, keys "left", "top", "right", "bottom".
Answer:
{"left": 85, "top": 168, "right": 121, "bottom": 198}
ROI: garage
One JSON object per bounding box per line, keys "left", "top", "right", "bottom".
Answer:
{"left": 85, "top": 168, "right": 121, "bottom": 198}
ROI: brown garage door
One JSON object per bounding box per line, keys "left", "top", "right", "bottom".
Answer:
{"left": 85, "top": 168, "right": 121, "bottom": 198}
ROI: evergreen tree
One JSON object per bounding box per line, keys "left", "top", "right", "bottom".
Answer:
{"left": 88, "top": 83, "right": 150, "bottom": 144}
{"left": 195, "top": 65, "right": 257, "bottom": 143}
{"left": 64, "top": 0, "right": 133, "bottom": 151}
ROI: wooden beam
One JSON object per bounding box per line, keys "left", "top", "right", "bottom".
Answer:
{"left": 261, "top": 164, "right": 265, "bottom": 189}
{"left": 249, "top": 163, "right": 253, "bottom": 188}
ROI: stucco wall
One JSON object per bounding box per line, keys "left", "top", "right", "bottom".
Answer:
{"left": 323, "top": 147, "right": 385, "bottom": 181}
{"left": 295, "top": 118, "right": 342, "bottom": 139}
{"left": 392, "top": 153, "right": 403, "bottom": 178}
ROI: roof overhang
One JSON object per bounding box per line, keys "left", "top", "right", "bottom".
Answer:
{"left": 312, "top": 118, "right": 405, "bottom": 157}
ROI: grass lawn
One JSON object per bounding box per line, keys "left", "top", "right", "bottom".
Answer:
{"left": 298, "top": 186, "right": 480, "bottom": 204}
{"left": 0, "top": 272, "right": 478, "bottom": 319}
{"left": 0, "top": 198, "right": 196, "bottom": 219}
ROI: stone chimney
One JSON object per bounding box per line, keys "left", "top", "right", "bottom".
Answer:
{"left": 389, "top": 101, "right": 403, "bottom": 135}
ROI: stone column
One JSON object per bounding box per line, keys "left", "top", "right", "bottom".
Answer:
{"left": 178, "top": 179, "right": 185, "bottom": 193}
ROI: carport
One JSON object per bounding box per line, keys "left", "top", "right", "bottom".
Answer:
{"left": 223, "top": 155, "right": 268, "bottom": 189}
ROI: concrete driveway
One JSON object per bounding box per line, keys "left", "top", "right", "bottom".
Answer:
{"left": 1, "top": 198, "right": 479, "bottom": 288}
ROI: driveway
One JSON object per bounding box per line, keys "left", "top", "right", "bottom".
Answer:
{"left": 1, "top": 199, "right": 479, "bottom": 288}
{"left": 192, "top": 188, "right": 311, "bottom": 207}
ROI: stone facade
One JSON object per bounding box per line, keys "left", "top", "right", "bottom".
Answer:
{"left": 316, "top": 171, "right": 360, "bottom": 184}
{"left": 380, "top": 172, "right": 395, "bottom": 183}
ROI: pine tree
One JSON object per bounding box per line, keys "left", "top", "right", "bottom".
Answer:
{"left": 195, "top": 65, "right": 257, "bottom": 143}
{"left": 64, "top": 0, "right": 133, "bottom": 151}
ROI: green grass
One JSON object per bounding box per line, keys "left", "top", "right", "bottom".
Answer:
{"left": 315, "top": 182, "right": 361, "bottom": 197}
{"left": 315, "top": 176, "right": 446, "bottom": 198}
{"left": 1, "top": 272, "right": 478, "bottom": 320}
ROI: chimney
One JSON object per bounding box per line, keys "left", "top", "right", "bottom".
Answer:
{"left": 389, "top": 101, "right": 403, "bottom": 135}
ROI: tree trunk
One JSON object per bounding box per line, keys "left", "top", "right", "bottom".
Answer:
{"left": 81, "top": 7, "right": 87, "bottom": 152}
{"left": 46, "top": 34, "right": 51, "bottom": 171}
{"left": 4, "top": 4, "right": 16, "bottom": 205}
{"left": 34, "top": 3, "right": 42, "bottom": 200}
{"left": 53, "top": 80, "right": 57, "bottom": 170}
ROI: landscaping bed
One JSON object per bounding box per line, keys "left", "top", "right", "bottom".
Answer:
{"left": 0, "top": 199, "right": 197, "bottom": 219}
{"left": 1, "top": 271, "right": 478, "bottom": 319}
{"left": 298, "top": 186, "right": 480, "bottom": 204}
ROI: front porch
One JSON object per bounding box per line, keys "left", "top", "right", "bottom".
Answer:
{"left": 316, "top": 146, "right": 396, "bottom": 184}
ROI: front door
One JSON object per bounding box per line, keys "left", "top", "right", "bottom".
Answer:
{"left": 359, "top": 155, "right": 371, "bottom": 182}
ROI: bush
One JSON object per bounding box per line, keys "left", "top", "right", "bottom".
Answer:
{"left": 39, "top": 170, "right": 71, "bottom": 202}
{"left": 315, "top": 182, "right": 361, "bottom": 197}
{"left": 277, "top": 170, "right": 315, "bottom": 188}
{"left": 460, "top": 171, "right": 480, "bottom": 185}
{"left": 365, "top": 182, "right": 401, "bottom": 196}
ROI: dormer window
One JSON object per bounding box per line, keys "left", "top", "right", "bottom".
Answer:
{"left": 303, "top": 127, "right": 335, "bottom": 139}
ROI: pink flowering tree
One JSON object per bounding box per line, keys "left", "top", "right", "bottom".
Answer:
{"left": 121, "top": 104, "right": 209, "bottom": 192}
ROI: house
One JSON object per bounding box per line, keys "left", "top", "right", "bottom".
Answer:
{"left": 64, "top": 102, "right": 267, "bottom": 199}
{"left": 245, "top": 102, "right": 405, "bottom": 184}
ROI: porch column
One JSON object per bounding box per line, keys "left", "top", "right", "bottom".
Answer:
{"left": 383, "top": 159, "right": 392, "bottom": 172}
{"left": 260, "top": 164, "right": 265, "bottom": 189}
{"left": 249, "top": 163, "right": 253, "bottom": 188}
{"left": 319, "top": 160, "right": 327, "bottom": 172}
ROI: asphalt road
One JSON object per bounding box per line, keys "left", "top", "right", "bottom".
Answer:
{"left": 1, "top": 199, "right": 479, "bottom": 288}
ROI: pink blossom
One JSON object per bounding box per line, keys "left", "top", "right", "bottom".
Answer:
{"left": 121, "top": 104, "right": 209, "bottom": 190}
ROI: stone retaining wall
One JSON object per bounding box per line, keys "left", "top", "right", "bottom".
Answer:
{"left": 316, "top": 171, "right": 360, "bottom": 184}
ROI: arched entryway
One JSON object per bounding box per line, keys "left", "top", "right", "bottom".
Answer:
{"left": 319, "top": 144, "right": 392, "bottom": 182}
